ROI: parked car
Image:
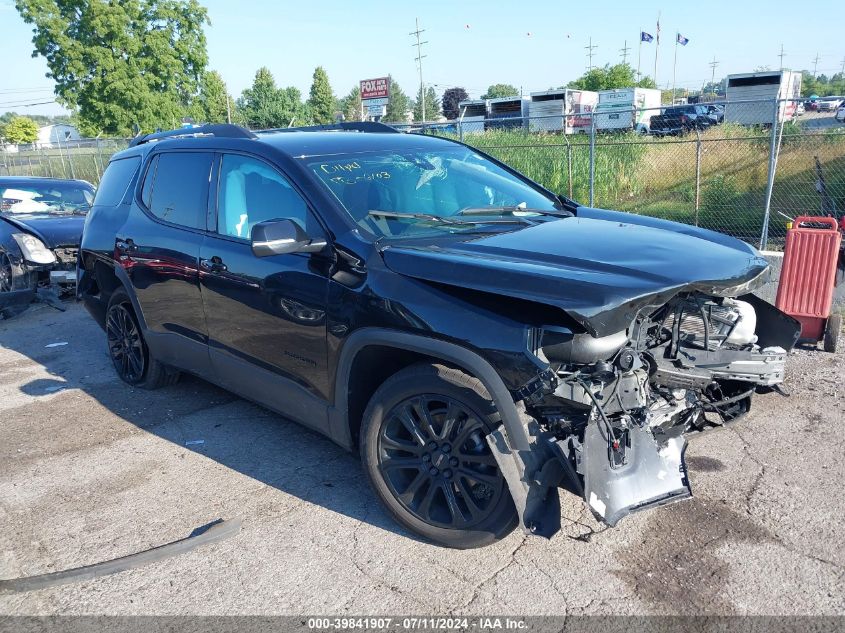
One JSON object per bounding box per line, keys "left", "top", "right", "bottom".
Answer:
{"left": 795, "top": 102, "right": 805, "bottom": 116}
{"left": 650, "top": 105, "right": 712, "bottom": 136}
{"left": 836, "top": 105, "right": 845, "bottom": 122}
{"left": 705, "top": 103, "right": 725, "bottom": 124}
{"left": 817, "top": 97, "right": 843, "bottom": 112}
{"left": 0, "top": 176, "right": 94, "bottom": 318}
{"left": 79, "top": 123, "right": 799, "bottom": 548}
{"left": 804, "top": 99, "right": 819, "bottom": 112}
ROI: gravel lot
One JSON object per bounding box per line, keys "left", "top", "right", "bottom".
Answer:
{"left": 0, "top": 301, "right": 843, "bottom": 615}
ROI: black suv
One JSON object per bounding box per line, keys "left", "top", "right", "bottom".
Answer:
{"left": 79, "top": 123, "right": 798, "bottom": 548}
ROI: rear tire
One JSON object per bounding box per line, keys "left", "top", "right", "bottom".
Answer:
{"left": 823, "top": 313, "right": 842, "bottom": 353}
{"left": 360, "top": 363, "right": 517, "bottom": 549}
{"left": 106, "top": 290, "right": 180, "bottom": 389}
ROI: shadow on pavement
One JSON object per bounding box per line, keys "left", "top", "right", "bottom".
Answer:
{"left": 1, "top": 302, "right": 419, "bottom": 544}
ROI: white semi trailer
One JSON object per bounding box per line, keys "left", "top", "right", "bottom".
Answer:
{"left": 724, "top": 71, "right": 802, "bottom": 125}
{"left": 594, "top": 88, "right": 662, "bottom": 134}
{"left": 528, "top": 89, "right": 598, "bottom": 134}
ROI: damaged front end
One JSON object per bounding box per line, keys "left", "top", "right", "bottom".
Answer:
{"left": 487, "top": 289, "right": 800, "bottom": 537}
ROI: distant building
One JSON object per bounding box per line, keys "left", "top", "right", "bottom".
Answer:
{"left": 36, "top": 124, "right": 81, "bottom": 148}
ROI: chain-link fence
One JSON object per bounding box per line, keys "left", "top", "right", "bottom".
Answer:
{"left": 397, "top": 97, "right": 845, "bottom": 251}
{"left": 0, "top": 139, "right": 130, "bottom": 185}
{"left": 2, "top": 98, "right": 843, "bottom": 250}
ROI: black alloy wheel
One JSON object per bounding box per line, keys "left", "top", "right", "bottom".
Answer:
{"left": 376, "top": 394, "right": 506, "bottom": 530}
{"left": 106, "top": 302, "right": 146, "bottom": 384}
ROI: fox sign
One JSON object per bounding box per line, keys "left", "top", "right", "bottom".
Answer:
{"left": 360, "top": 77, "right": 390, "bottom": 100}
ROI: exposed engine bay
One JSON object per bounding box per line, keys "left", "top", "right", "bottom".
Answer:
{"left": 488, "top": 291, "right": 800, "bottom": 537}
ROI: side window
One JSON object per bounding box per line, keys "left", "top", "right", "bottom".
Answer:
{"left": 148, "top": 152, "right": 213, "bottom": 229}
{"left": 93, "top": 156, "right": 140, "bottom": 206}
{"left": 140, "top": 155, "right": 158, "bottom": 208}
{"left": 217, "top": 154, "right": 311, "bottom": 239}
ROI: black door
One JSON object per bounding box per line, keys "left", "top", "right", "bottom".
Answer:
{"left": 199, "top": 152, "right": 332, "bottom": 433}
{"left": 119, "top": 151, "right": 213, "bottom": 376}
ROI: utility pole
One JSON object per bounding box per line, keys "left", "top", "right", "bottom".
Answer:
{"left": 410, "top": 18, "right": 428, "bottom": 122}
{"left": 709, "top": 57, "right": 719, "bottom": 89}
{"left": 812, "top": 53, "right": 820, "bottom": 78}
{"left": 585, "top": 37, "right": 598, "bottom": 71}
{"left": 777, "top": 44, "right": 786, "bottom": 70}
{"left": 620, "top": 40, "right": 630, "bottom": 64}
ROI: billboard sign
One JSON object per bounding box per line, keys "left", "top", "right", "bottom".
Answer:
{"left": 360, "top": 77, "right": 390, "bottom": 101}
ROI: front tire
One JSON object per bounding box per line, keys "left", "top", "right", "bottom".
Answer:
{"left": 0, "top": 252, "right": 36, "bottom": 320}
{"left": 360, "top": 363, "right": 517, "bottom": 549}
{"left": 106, "top": 290, "right": 179, "bottom": 389}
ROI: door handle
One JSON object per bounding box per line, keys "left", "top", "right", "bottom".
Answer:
{"left": 200, "top": 257, "right": 227, "bottom": 273}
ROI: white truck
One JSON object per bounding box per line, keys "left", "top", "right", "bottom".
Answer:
{"left": 724, "top": 71, "right": 802, "bottom": 125}
{"left": 594, "top": 87, "right": 662, "bottom": 134}
{"left": 528, "top": 89, "right": 598, "bottom": 134}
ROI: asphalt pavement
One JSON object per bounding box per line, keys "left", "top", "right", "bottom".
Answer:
{"left": 0, "top": 302, "right": 843, "bottom": 615}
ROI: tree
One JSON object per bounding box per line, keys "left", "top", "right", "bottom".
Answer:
{"left": 481, "top": 84, "right": 519, "bottom": 99}
{"left": 2, "top": 116, "right": 38, "bottom": 144}
{"left": 384, "top": 77, "right": 410, "bottom": 122}
{"left": 189, "top": 71, "right": 232, "bottom": 124}
{"left": 237, "top": 67, "right": 305, "bottom": 128}
{"left": 308, "top": 66, "right": 336, "bottom": 125}
{"left": 15, "top": 0, "right": 210, "bottom": 136}
{"left": 441, "top": 87, "right": 468, "bottom": 120}
{"left": 413, "top": 85, "right": 439, "bottom": 122}
{"left": 568, "top": 63, "right": 647, "bottom": 91}
{"left": 340, "top": 86, "right": 362, "bottom": 122}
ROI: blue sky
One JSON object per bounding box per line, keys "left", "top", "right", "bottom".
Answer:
{"left": 1, "top": 0, "right": 842, "bottom": 117}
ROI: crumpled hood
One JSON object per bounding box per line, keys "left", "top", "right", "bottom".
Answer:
{"left": 380, "top": 208, "right": 769, "bottom": 336}
{"left": 0, "top": 213, "right": 86, "bottom": 248}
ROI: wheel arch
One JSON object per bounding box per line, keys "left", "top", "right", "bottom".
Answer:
{"left": 106, "top": 264, "right": 149, "bottom": 331}
{"left": 330, "top": 328, "right": 531, "bottom": 452}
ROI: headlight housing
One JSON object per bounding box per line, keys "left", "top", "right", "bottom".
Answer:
{"left": 12, "top": 233, "right": 56, "bottom": 265}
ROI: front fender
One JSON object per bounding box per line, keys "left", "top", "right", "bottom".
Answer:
{"left": 330, "top": 328, "right": 534, "bottom": 452}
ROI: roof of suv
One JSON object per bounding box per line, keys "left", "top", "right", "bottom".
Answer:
{"left": 257, "top": 130, "right": 454, "bottom": 157}
{"left": 120, "top": 123, "right": 458, "bottom": 160}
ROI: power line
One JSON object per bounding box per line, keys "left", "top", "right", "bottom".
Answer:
{"left": 0, "top": 100, "right": 58, "bottom": 108}
{"left": 585, "top": 37, "right": 597, "bottom": 71}
{"left": 620, "top": 40, "right": 630, "bottom": 64}
{"left": 777, "top": 44, "right": 785, "bottom": 71}
{"left": 812, "top": 52, "right": 821, "bottom": 77}
{"left": 410, "top": 18, "right": 428, "bottom": 121}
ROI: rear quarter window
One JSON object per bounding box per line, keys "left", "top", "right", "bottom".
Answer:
{"left": 94, "top": 156, "right": 141, "bottom": 206}
{"left": 147, "top": 152, "right": 212, "bottom": 230}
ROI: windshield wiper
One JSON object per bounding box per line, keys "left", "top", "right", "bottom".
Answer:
{"left": 457, "top": 206, "right": 573, "bottom": 219}
{"left": 367, "top": 210, "right": 530, "bottom": 226}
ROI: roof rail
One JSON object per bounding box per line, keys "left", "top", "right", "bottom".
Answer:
{"left": 128, "top": 123, "right": 257, "bottom": 147}
{"left": 255, "top": 121, "right": 400, "bottom": 135}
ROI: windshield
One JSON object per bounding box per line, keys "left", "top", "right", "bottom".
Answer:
{"left": 305, "top": 146, "right": 559, "bottom": 238}
{"left": 0, "top": 182, "right": 94, "bottom": 215}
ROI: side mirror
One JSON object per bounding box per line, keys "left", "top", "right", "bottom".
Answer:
{"left": 251, "top": 219, "right": 327, "bottom": 257}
